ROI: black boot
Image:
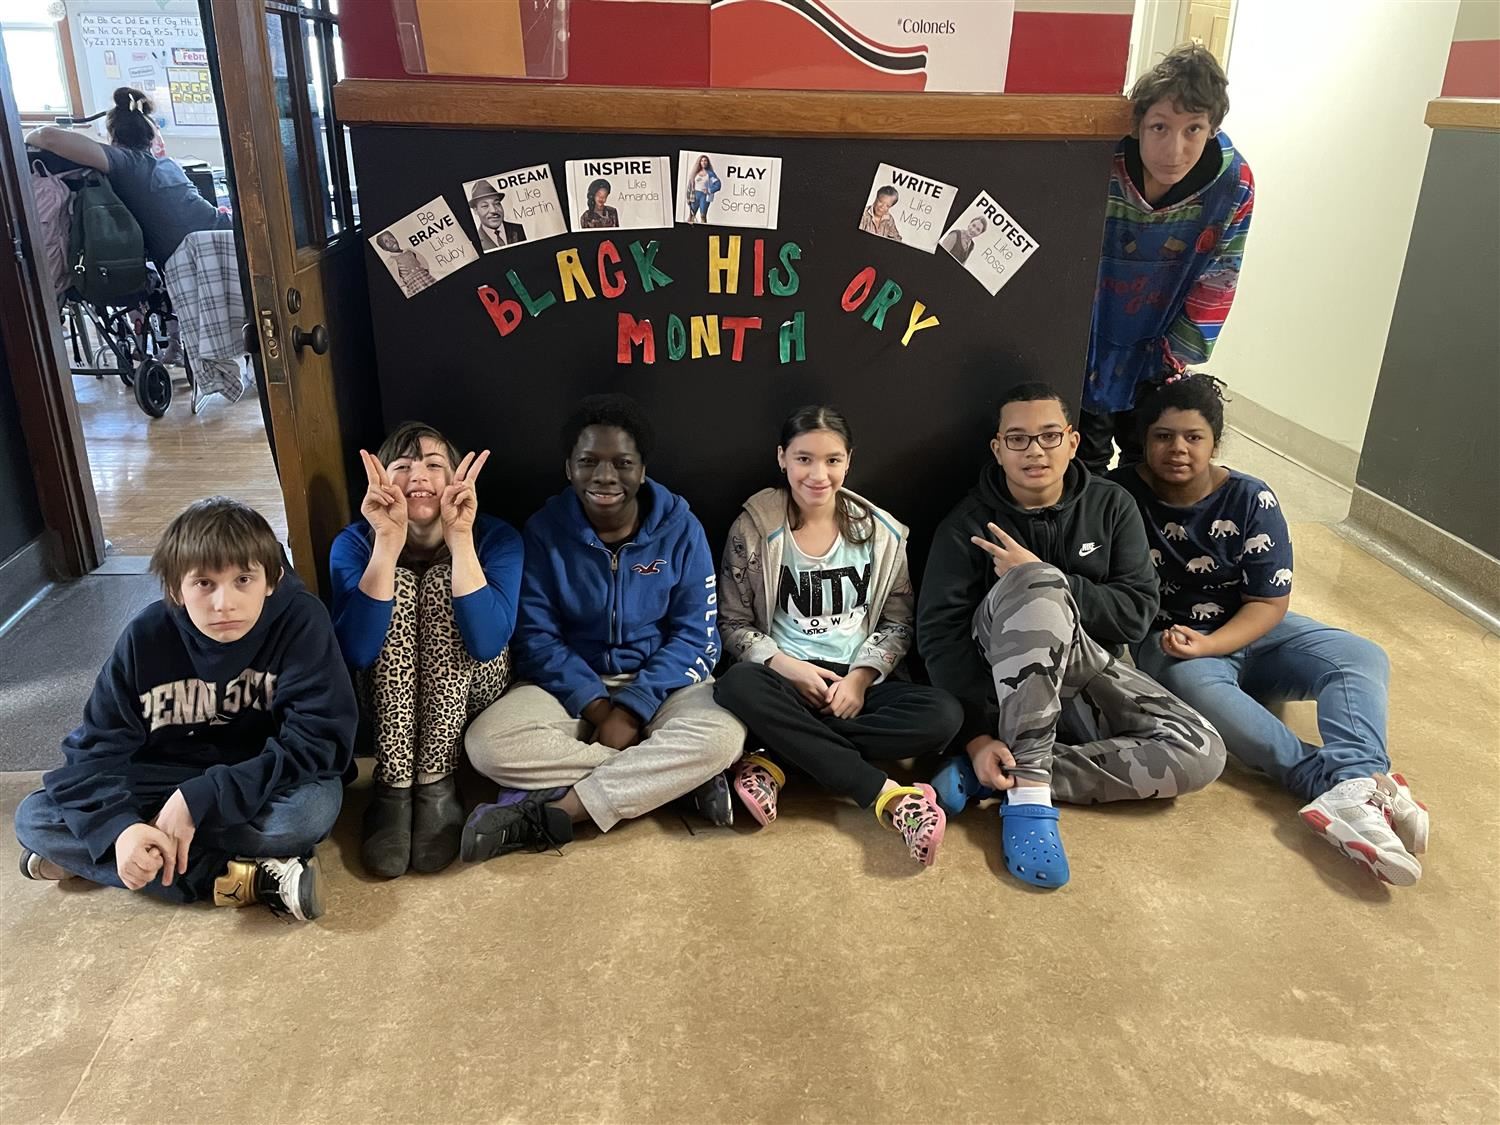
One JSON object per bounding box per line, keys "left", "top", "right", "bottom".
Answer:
{"left": 361, "top": 782, "right": 413, "bottom": 878}
{"left": 411, "top": 775, "right": 464, "bottom": 873}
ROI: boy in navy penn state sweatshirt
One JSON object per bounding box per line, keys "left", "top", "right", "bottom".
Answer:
{"left": 15, "top": 498, "right": 356, "bottom": 921}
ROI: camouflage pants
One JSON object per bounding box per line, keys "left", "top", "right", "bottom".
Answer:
{"left": 972, "top": 563, "right": 1225, "bottom": 803}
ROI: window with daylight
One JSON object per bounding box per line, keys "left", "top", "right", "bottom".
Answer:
{"left": 2, "top": 0, "right": 73, "bottom": 116}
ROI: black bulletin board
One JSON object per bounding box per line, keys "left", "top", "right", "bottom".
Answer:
{"left": 350, "top": 126, "right": 1116, "bottom": 575}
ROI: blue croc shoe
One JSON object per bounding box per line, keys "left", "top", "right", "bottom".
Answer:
{"left": 930, "top": 754, "right": 996, "bottom": 818}
{"left": 999, "top": 803, "right": 1070, "bottom": 888}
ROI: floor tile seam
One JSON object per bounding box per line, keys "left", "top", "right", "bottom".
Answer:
{"left": 56, "top": 910, "right": 183, "bottom": 1124}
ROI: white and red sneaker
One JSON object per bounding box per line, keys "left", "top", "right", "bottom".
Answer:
{"left": 1299, "top": 778, "right": 1422, "bottom": 886}
{"left": 1375, "top": 772, "right": 1430, "bottom": 856}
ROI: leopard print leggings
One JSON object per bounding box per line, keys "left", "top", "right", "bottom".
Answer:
{"left": 360, "top": 564, "right": 510, "bottom": 787}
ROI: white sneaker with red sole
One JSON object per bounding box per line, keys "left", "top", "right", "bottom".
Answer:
{"left": 1299, "top": 778, "right": 1422, "bottom": 886}
{"left": 1376, "top": 772, "right": 1430, "bottom": 856}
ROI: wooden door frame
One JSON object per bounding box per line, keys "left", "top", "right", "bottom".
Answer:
{"left": 0, "top": 38, "right": 104, "bottom": 579}
{"left": 208, "top": 0, "right": 323, "bottom": 589}
{"left": 208, "top": 0, "right": 359, "bottom": 596}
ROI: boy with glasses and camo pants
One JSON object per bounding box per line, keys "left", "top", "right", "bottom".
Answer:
{"left": 917, "top": 383, "right": 1224, "bottom": 889}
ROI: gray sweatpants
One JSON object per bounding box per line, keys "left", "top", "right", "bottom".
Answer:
{"left": 464, "top": 677, "right": 745, "bottom": 831}
{"left": 974, "top": 563, "right": 1225, "bottom": 802}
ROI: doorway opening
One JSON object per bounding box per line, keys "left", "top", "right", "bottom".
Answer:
{"left": 1, "top": 0, "right": 358, "bottom": 565}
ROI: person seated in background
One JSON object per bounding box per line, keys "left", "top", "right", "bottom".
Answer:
{"left": 1112, "top": 375, "right": 1429, "bottom": 886}
{"left": 15, "top": 498, "right": 355, "bottom": 921}
{"left": 917, "top": 382, "right": 1225, "bottom": 889}
{"left": 713, "top": 404, "right": 962, "bottom": 866}
{"left": 330, "top": 422, "right": 521, "bottom": 878}
{"left": 1080, "top": 43, "right": 1254, "bottom": 473}
{"left": 26, "top": 86, "right": 231, "bottom": 269}
{"left": 461, "top": 393, "right": 745, "bottom": 861}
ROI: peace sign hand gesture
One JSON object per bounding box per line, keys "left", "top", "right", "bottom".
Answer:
{"left": 441, "top": 449, "right": 490, "bottom": 542}
{"left": 360, "top": 449, "right": 408, "bottom": 543}
{"left": 970, "top": 521, "right": 1042, "bottom": 577}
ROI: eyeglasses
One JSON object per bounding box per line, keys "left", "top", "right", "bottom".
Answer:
{"left": 999, "top": 428, "right": 1070, "bottom": 451}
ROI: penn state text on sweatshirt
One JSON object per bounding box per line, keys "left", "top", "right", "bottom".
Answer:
{"left": 329, "top": 513, "right": 523, "bottom": 670}
{"left": 515, "top": 479, "right": 720, "bottom": 723}
{"left": 918, "top": 460, "right": 1159, "bottom": 742}
{"left": 41, "top": 568, "right": 357, "bottom": 861}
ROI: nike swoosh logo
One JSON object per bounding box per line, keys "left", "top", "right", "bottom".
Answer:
{"left": 1079, "top": 543, "right": 1099, "bottom": 557}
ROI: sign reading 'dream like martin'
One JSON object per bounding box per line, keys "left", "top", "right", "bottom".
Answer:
{"left": 566, "top": 156, "right": 674, "bottom": 233}
{"left": 939, "top": 191, "right": 1039, "bottom": 296}
{"left": 857, "top": 163, "right": 958, "bottom": 253}
{"left": 368, "top": 195, "right": 478, "bottom": 299}
{"left": 462, "top": 164, "right": 567, "bottom": 253}
{"left": 676, "top": 150, "right": 783, "bottom": 230}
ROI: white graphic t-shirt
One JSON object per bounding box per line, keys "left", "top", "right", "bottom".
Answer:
{"left": 769, "top": 531, "right": 874, "bottom": 663}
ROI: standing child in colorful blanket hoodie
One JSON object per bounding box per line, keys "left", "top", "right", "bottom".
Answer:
{"left": 1080, "top": 43, "right": 1254, "bottom": 473}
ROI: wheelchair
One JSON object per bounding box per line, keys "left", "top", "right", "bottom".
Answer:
{"left": 60, "top": 267, "right": 196, "bottom": 418}
{"left": 30, "top": 145, "right": 201, "bottom": 418}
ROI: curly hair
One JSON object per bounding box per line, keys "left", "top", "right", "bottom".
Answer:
{"left": 561, "top": 393, "right": 655, "bottom": 461}
{"left": 1129, "top": 43, "right": 1230, "bottom": 131}
{"left": 1136, "top": 373, "right": 1230, "bottom": 445}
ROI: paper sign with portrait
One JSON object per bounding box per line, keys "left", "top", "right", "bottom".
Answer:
{"left": 463, "top": 164, "right": 567, "bottom": 253}
{"left": 675, "top": 150, "right": 783, "bottom": 229}
{"left": 939, "top": 191, "right": 1039, "bottom": 295}
{"left": 857, "top": 163, "right": 958, "bottom": 253}
{"left": 565, "top": 157, "right": 674, "bottom": 233}
{"left": 368, "top": 195, "right": 478, "bottom": 299}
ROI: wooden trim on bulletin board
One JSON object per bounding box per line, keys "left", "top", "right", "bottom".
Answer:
{"left": 333, "top": 80, "right": 1134, "bottom": 140}
{"left": 1425, "top": 98, "right": 1500, "bottom": 132}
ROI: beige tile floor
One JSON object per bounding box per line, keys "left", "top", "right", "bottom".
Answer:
{"left": 3, "top": 457, "right": 1498, "bottom": 1124}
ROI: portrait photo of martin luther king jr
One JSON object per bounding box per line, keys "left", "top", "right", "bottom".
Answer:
{"left": 469, "top": 180, "right": 528, "bottom": 251}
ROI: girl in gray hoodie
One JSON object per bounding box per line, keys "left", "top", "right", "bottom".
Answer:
{"left": 714, "top": 405, "right": 963, "bottom": 867}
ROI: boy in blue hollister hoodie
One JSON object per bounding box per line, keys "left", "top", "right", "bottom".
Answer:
{"left": 15, "top": 498, "right": 356, "bottom": 921}
{"left": 463, "top": 394, "right": 744, "bottom": 860}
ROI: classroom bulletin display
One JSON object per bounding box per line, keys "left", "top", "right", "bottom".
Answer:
{"left": 353, "top": 127, "right": 1116, "bottom": 558}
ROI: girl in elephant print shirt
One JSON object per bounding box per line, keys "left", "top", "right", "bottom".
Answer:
{"left": 1111, "top": 375, "right": 1431, "bottom": 889}
{"left": 1112, "top": 451, "right": 1291, "bottom": 630}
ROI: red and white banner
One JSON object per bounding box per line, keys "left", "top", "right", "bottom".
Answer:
{"left": 710, "top": 0, "right": 1015, "bottom": 92}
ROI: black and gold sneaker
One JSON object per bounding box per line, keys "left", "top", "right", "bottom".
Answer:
{"left": 213, "top": 856, "right": 325, "bottom": 920}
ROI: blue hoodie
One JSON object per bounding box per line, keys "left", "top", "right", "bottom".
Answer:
{"left": 40, "top": 568, "right": 357, "bottom": 862}
{"left": 328, "top": 513, "right": 523, "bottom": 670}
{"left": 515, "top": 479, "right": 720, "bottom": 722}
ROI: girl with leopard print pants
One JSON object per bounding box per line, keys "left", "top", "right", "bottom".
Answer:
{"left": 330, "top": 422, "right": 523, "bottom": 877}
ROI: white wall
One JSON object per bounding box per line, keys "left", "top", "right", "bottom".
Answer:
{"left": 1206, "top": 0, "right": 1459, "bottom": 453}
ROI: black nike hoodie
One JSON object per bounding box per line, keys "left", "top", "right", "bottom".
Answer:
{"left": 41, "top": 567, "right": 357, "bottom": 861}
{"left": 917, "top": 460, "right": 1159, "bottom": 743}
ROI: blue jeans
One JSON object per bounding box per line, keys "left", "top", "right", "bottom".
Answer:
{"left": 15, "top": 779, "right": 343, "bottom": 904}
{"left": 1134, "top": 613, "right": 1389, "bottom": 802}
{"left": 691, "top": 190, "right": 711, "bottom": 218}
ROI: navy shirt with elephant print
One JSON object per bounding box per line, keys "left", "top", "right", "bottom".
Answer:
{"left": 1110, "top": 467, "right": 1293, "bottom": 632}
